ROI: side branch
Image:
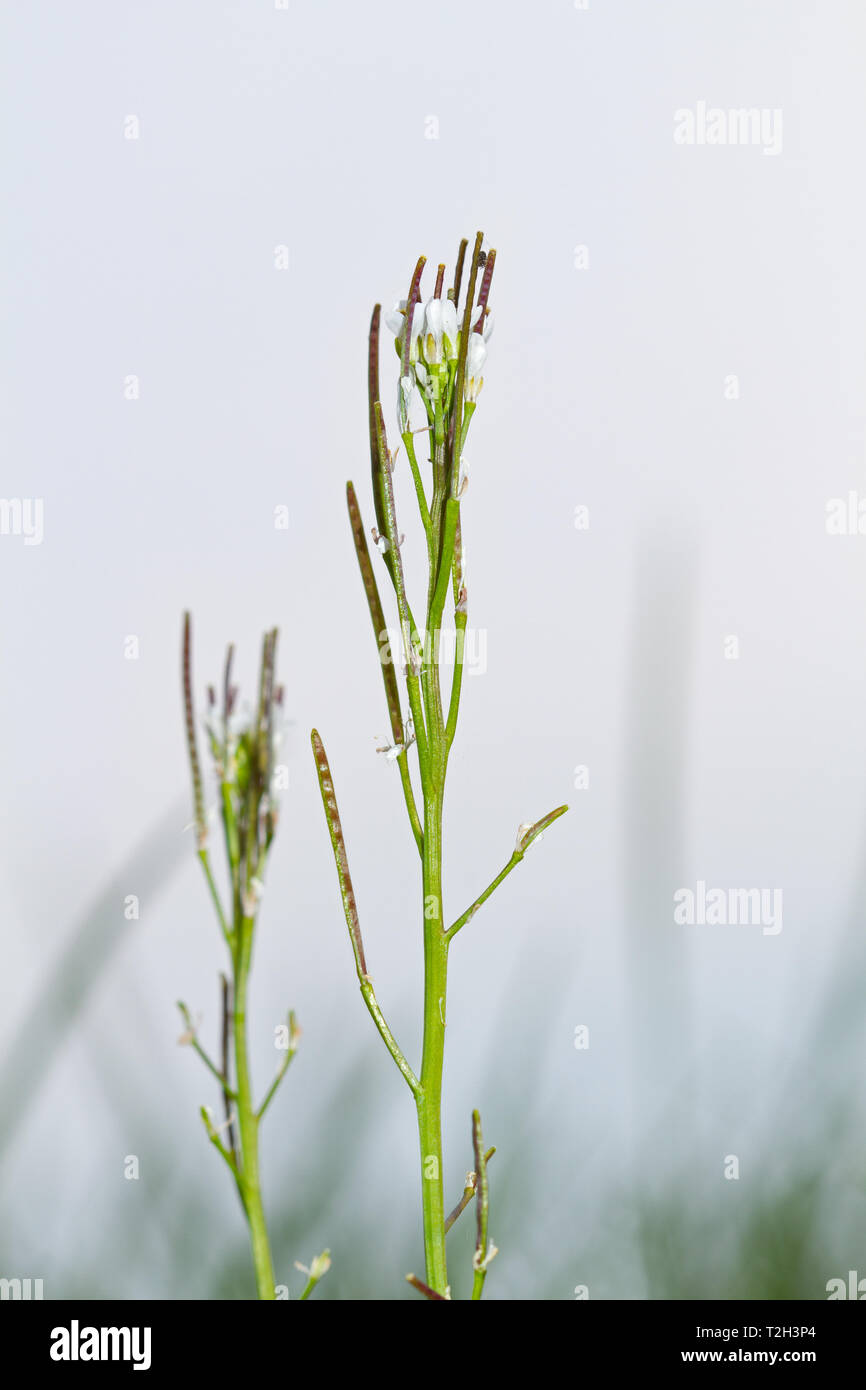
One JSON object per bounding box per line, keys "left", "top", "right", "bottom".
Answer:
{"left": 177, "top": 1001, "right": 238, "bottom": 1101}
{"left": 471, "top": 1111, "right": 494, "bottom": 1300}
{"left": 445, "top": 805, "right": 569, "bottom": 942}
{"left": 311, "top": 730, "right": 420, "bottom": 1098}
{"left": 346, "top": 480, "right": 423, "bottom": 855}
{"left": 444, "top": 1145, "right": 496, "bottom": 1233}
{"left": 257, "top": 1010, "right": 300, "bottom": 1120}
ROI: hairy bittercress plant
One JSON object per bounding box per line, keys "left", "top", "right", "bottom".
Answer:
{"left": 312, "top": 234, "right": 567, "bottom": 1299}
{"left": 180, "top": 615, "right": 329, "bottom": 1301}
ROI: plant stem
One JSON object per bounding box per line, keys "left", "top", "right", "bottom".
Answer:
{"left": 416, "top": 784, "right": 449, "bottom": 1295}
{"left": 233, "top": 917, "right": 276, "bottom": 1300}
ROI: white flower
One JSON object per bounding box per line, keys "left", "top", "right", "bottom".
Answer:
{"left": 441, "top": 299, "right": 459, "bottom": 358}
{"left": 423, "top": 297, "right": 445, "bottom": 365}
{"left": 400, "top": 373, "right": 415, "bottom": 407}
{"left": 376, "top": 739, "right": 404, "bottom": 761}
{"left": 242, "top": 876, "right": 266, "bottom": 916}
{"left": 376, "top": 713, "right": 415, "bottom": 761}
{"left": 408, "top": 302, "right": 425, "bottom": 359}
{"left": 385, "top": 300, "right": 407, "bottom": 335}
{"left": 465, "top": 333, "right": 487, "bottom": 402}
{"left": 387, "top": 300, "right": 425, "bottom": 362}
{"left": 423, "top": 297, "right": 460, "bottom": 366}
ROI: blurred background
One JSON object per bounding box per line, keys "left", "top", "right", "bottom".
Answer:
{"left": 1, "top": 0, "right": 865, "bottom": 1299}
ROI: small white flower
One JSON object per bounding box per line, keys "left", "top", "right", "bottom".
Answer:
{"left": 422, "top": 296, "right": 459, "bottom": 366}
{"left": 242, "top": 876, "right": 265, "bottom": 916}
{"left": 295, "top": 1251, "right": 332, "bottom": 1281}
{"left": 407, "top": 301, "right": 425, "bottom": 361}
{"left": 385, "top": 300, "right": 407, "bottom": 335}
{"left": 465, "top": 333, "right": 487, "bottom": 402}
{"left": 470, "top": 306, "right": 494, "bottom": 340}
{"left": 441, "top": 298, "right": 459, "bottom": 359}
{"left": 376, "top": 709, "right": 415, "bottom": 760}
{"left": 387, "top": 300, "right": 425, "bottom": 363}
{"left": 376, "top": 739, "right": 404, "bottom": 761}
{"left": 423, "top": 297, "right": 445, "bottom": 365}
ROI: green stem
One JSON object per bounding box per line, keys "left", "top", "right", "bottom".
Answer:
{"left": 470, "top": 1110, "right": 490, "bottom": 1300}
{"left": 445, "top": 609, "right": 467, "bottom": 751}
{"left": 197, "top": 849, "right": 231, "bottom": 946}
{"left": 446, "top": 852, "right": 522, "bottom": 942}
{"left": 233, "top": 917, "right": 276, "bottom": 1300}
{"left": 402, "top": 429, "right": 433, "bottom": 546}
{"left": 397, "top": 750, "right": 424, "bottom": 856}
{"left": 416, "top": 785, "right": 449, "bottom": 1295}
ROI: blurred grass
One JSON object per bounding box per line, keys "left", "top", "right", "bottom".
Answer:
{"left": 0, "top": 803, "right": 187, "bottom": 1163}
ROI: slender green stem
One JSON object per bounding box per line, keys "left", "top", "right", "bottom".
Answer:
{"left": 445, "top": 609, "right": 467, "bottom": 750}
{"left": 374, "top": 405, "right": 431, "bottom": 784}
{"left": 197, "top": 849, "right": 231, "bottom": 945}
{"left": 233, "top": 916, "right": 276, "bottom": 1300}
{"left": 396, "top": 750, "right": 424, "bottom": 856}
{"left": 416, "top": 785, "right": 449, "bottom": 1294}
{"left": 200, "top": 1106, "right": 239, "bottom": 1175}
{"left": 471, "top": 1110, "right": 491, "bottom": 1300}
{"left": 360, "top": 979, "right": 421, "bottom": 1096}
{"left": 430, "top": 498, "right": 460, "bottom": 634}
{"left": 298, "top": 1250, "right": 331, "bottom": 1300}
{"left": 257, "top": 1011, "right": 299, "bottom": 1120}
{"left": 446, "top": 804, "right": 570, "bottom": 942}
{"left": 312, "top": 729, "right": 419, "bottom": 1097}
{"left": 402, "top": 429, "right": 433, "bottom": 544}
{"left": 444, "top": 1146, "right": 495, "bottom": 1233}
{"left": 177, "top": 1001, "right": 237, "bottom": 1098}
{"left": 346, "top": 480, "right": 423, "bottom": 853}
{"left": 446, "top": 852, "right": 522, "bottom": 942}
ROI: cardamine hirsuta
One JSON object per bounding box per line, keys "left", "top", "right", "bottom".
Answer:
{"left": 312, "top": 234, "right": 568, "bottom": 1299}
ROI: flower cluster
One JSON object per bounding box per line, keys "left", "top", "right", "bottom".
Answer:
{"left": 198, "top": 630, "right": 284, "bottom": 913}
{"left": 385, "top": 267, "right": 494, "bottom": 432}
